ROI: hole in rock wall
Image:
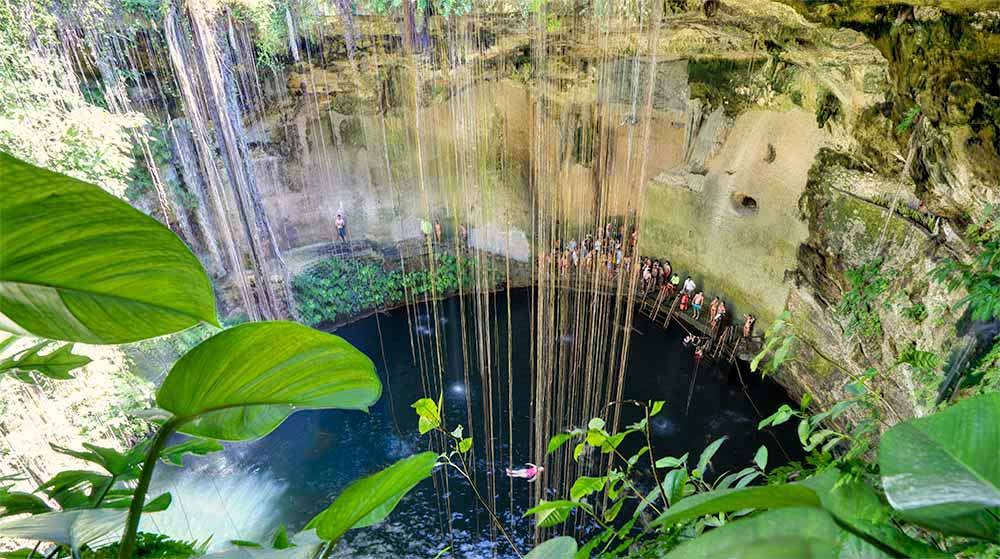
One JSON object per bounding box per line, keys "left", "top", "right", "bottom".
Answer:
{"left": 731, "top": 192, "right": 760, "bottom": 215}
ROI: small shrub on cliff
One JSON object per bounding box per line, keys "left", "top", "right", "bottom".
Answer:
{"left": 934, "top": 204, "right": 1000, "bottom": 322}
{"left": 815, "top": 89, "right": 841, "bottom": 128}
{"left": 837, "top": 258, "right": 896, "bottom": 340}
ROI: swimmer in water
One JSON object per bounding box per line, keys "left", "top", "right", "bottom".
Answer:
{"left": 505, "top": 463, "right": 543, "bottom": 482}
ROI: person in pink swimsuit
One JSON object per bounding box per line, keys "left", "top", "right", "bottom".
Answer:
{"left": 505, "top": 463, "right": 543, "bottom": 482}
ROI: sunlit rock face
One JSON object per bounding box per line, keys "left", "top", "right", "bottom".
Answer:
{"left": 14, "top": 0, "right": 990, "bottom": 430}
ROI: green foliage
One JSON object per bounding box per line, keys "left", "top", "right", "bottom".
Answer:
{"left": 125, "top": 123, "right": 197, "bottom": 212}
{"left": 0, "top": 0, "right": 145, "bottom": 198}
{"left": 82, "top": 532, "right": 204, "bottom": 558}
{"left": 156, "top": 321, "right": 380, "bottom": 441}
{"left": 895, "top": 343, "right": 940, "bottom": 374}
{"left": 934, "top": 205, "right": 1000, "bottom": 322}
{"left": 0, "top": 340, "right": 91, "bottom": 383}
{"left": 665, "top": 506, "right": 889, "bottom": 559}
{"left": 523, "top": 537, "right": 577, "bottom": 559}
{"left": 815, "top": 89, "right": 841, "bottom": 129}
{"left": 0, "top": 153, "right": 218, "bottom": 343}
{"left": 967, "top": 336, "right": 1000, "bottom": 394}
{"left": 640, "top": 393, "right": 1000, "bottom": 558}
{"left": 652, "top": 485, "right": 821, "bottom": 528}
{"left": 836, "top": 258, "right": 896, "bottom": 340}
{"left": 902, "top": 302, "right": 928, "bottom": 323}
{"left": 306, "top": 452, "right": 437, "bottom": 542}
{"left": 2, "top": 151, "right": 425, "bottom": 559}
{"left": 412, "top": 396, "right": 442, "bottom": 434}
{"left": 120, "top": 0, "right": 168, "bottom": 20}
{"left": 896, "top": 105, "right": 922, "bottom": 135}
{"left": 362, "top": 0, "right": 471, "bottom": 17}
{"left": 880, "top": 393, "right": 1000, "bottom": 542}
{"left": 293, "top": 253, "right": 482, "bottom": 326}
{"left": 870, "top": 193, "right": 937, "bottom": 231}
{"left": 750, "top": 311, "right": 795, "bottom": 377}
{"left": 229, "top": 0, "right": 293, "bottom": 69}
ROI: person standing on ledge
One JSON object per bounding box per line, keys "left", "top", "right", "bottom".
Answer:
{"left": 743, "top": 314, "right": 756, "bottom": 338}
{"left": 434, "top": 220, "right": 443, "bottom": 244}
{"left": 335, "top": 213, "right": 347, "bottom": 242}
{"left": 692, "top": 291, "right": 705, "bottom": 320}
{"left": 683, "top": 276, "right": 696, "bottom": 295}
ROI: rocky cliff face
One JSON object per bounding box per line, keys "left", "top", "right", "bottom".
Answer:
{"left": 57, "top": 0, "right": 1000, "bottom": 432}
{"left": 764, "top": 1, "right": 1000, "bottom": 426}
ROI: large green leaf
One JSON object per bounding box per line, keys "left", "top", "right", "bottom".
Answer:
{"left": 880, "top": 393, "right": 1000, "bottom": 541}
{"left": 156, "top": 322, "right": 380, "bottom": 441}
{"left": 0, "top": 490, "right": 51, "bottom": 517}
{"left": 0, "top": 152, "right": 217, "bottom": 343}
{"left": 0, "top": 342, "right": 90, "bottom": 381}
{"left": 524, "top": 536, "right": 577, "bottom": 559}
{"left": 306, "top": 452, "right": 436, "bottom": 542}
{"left": 0, "top": 509, "right": 127, "bottom": 551}
{"left": 802, "top": 469, "right": 949, "bottom": 558}
{"left": 652, "top": 484, "right": 821, "bottom": 527}
{"left": 665, "top": 507, "right": 889, "bottom": 559}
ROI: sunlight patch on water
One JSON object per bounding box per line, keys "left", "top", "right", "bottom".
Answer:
{"left": 141, "top": 455, "right": 288, "bottom": 550}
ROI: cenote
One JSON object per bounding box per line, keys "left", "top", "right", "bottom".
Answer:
{"left": 144, "top": 289, "right": 800, "bottom": 557}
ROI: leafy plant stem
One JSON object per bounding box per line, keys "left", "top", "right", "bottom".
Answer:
{"left": 608, "top": 446, "right": 663, "bottom": 516}
{"left": 449, "top": 452, "right": 523, "bottom": 557}
{"left": 119, "top": 417, "right": 183, "bottom": 559}
{"left": 641, "top": 405, "right": 666, "bottom": 509}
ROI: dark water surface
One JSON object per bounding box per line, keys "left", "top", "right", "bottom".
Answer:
{"left": 145, "top": 289, "right": 799, "bottom": 557}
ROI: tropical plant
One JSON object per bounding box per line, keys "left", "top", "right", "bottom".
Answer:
{"left": 533, "top": 401, "right": 772, "bottom": 557}
{"left": 902, "top": 302, "right": 928, "bottom": 323}
{"left": 837, "top": 258, "right": 897, "bottom": 340}
{"left": 293, "top": 252, "right": 484, "bottom": 327}
{"left": 750, "top": 310, "right": 795, "bottom": 377}
{"left": 896, "top": 105, "right": 922, "bottom": 135}
{"left": 934, "top": 204, "right": 1000, "bottom": 322}
{"left": 0, "top": 153, "right": 217, "bottom": 344}
{"left": 0, "top": 153, "right": 431, "bottom": 559}
{"left": 410, "top": 395, "right": 524, "bottom": 554}
{"left": 0, "top": 338, "right": 91, "bottom": 384}
{"left": 653, "top": 393, "right": 1000, "bottom": 558}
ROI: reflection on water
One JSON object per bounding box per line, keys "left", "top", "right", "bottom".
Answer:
{"left": 142, "top": 453, "right": 288, "bottom": 550}
{"left": 148, "top": 290, "right": 799, "bottom": 557}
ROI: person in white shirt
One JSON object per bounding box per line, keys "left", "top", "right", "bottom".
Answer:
{"left": 683, "top": 276, "right": 696, "bottom": 294}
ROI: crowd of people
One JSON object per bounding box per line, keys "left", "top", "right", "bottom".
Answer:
{"left": 541, "top": 223, "right": 758, "bottom": 346}
{"left": 338, "top": 212, "right": 758, "bottom": 349}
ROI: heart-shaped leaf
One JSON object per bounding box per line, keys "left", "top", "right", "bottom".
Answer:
{"left": 880, "top": 393, "right": 1000, "bottom": 541}
{"left": 157, "top": 322, "right": 380, "bottom": 441}
{"left": 306, "top": 452, "right": 436, "bottom": 542}
{"left": 0, "top": 153, "right": 217, "bottom": 343}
